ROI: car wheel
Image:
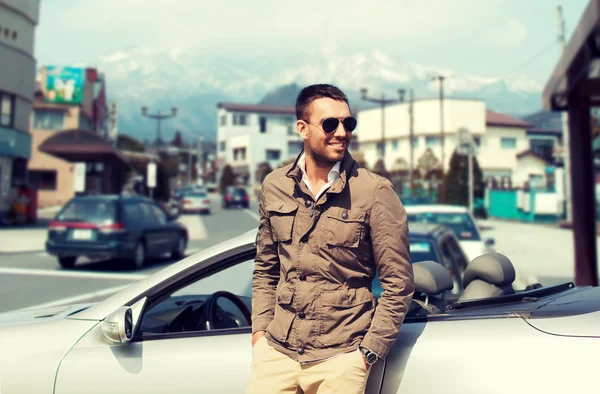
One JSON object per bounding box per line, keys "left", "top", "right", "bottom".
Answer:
{"left": 132, "top": 241, "right": 146, "bottom": 269}
{"left": 171, "top": 234, "right": 187, "bottom": 260}
{"left": 58, "top": 256, "right": 76, "bottom": 269}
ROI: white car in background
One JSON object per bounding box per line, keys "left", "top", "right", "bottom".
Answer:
{"left": 405, "top": 204, "right": 495, "bottom": 263}
{"left": 181, "top": 190, "right": 211, "bottom": 214}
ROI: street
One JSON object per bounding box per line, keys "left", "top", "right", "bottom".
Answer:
{"left": 0, "top": 195, "right": 594, "bottom": 314}
{"left": 0, "top": 195, "right": 260, "bottom": 313}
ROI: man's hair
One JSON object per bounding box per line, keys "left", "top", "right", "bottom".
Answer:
{"left": 295, "top": 84, "right": 349, "bottom": 121}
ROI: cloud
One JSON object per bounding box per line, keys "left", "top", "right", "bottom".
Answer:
{"left": 488, "top": 18, "right": 528, "bottom": 47}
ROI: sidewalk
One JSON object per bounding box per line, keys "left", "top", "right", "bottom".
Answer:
{"left": 0, "top": 207, "right": 61, "bottom": 254}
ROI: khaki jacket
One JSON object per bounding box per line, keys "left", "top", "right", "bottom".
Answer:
{"left": 252, "top": 151, "right": 414, "bottom": 362}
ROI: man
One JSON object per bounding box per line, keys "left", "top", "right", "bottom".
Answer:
{"left": 247, "top": 84, "right": 414, "bottom": 394}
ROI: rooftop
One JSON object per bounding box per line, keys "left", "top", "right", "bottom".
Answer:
{"left": 485, "top": 110, "right": 534, "bottom": 128}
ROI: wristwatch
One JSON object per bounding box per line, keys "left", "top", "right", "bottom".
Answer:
{"left": 359, "top": 346, "right": 379, "bottom": 365}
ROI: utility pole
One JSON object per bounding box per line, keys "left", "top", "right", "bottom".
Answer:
{"left": 558, "top": 5, "right": 572, "bottom": 223}
{"left": 141, "top": 106, "right": 178, "bottom": 151}
{"left": 360, "top": 88, "right": 406, "bottom": 166}
{"left": 432, "top": 75, "right": 447, "bottom": 203}
{"left": 198, "top": 136, "right": 205, "bottom": 185}
{"left": 408, "top": 89, "right": 415, "bottom": 195}
{"left": 187, "top": 137, "right": 193, "bottom": 186}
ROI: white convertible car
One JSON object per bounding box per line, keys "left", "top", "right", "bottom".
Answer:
{"left": 0, "top": 229, "right": 598, "bottom": 393}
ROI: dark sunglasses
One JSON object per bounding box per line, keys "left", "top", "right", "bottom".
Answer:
{"left": 304, "top": 117, "right": 358, "bottom": 134}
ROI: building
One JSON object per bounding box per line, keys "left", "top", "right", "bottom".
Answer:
{"left": 356, "top": 98, "right": 544, "bottom": 189}
{"left": 0, "top": 0, "right": 40, "bottom": 218}
{"left": 28, "top": 66, "right": 116, "bottom": 208}
{"left": 216, "top": 102, "right": 361, "bottom": 187}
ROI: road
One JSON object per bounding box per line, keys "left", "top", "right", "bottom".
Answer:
{"left": 0, "top": 196, "right": 593, "bottom": 313}
{"left": 0, "top": 197, "right": 261, "bottom": 313}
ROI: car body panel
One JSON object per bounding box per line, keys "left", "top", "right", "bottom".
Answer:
{"left": 0, "top": 317, "right": 98, "bottom": 393}
{"left": 382, "top": 317, "right": 600, "bottom": 393}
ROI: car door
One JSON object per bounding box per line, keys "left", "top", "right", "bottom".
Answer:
{"left": 54, "top": 254, "right": 257, "bottom": 394}
{"left": 138, "top": 202, "right": 167, "bottom": 257}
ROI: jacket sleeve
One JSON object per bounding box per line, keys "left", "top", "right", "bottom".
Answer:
{"left": 251, "top": 182, "right": 280, "bottom": 334}
{"left": 361, "top": 178, "right": 415, "bottom": 357}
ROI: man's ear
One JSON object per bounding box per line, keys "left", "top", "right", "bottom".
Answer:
{"left": 297, "top": 120, "right": 309, "bottom": 141}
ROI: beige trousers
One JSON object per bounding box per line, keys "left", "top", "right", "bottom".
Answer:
{"left": 246, "top": 337, "right": 371, "bottom": 394}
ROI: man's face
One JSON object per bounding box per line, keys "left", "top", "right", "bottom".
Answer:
{"left": 297, "top": 97, "right": 352, "bottom": 164}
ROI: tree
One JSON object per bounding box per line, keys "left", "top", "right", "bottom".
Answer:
{"left": 372, "top": 159, "right": 389, "bottom": 179}
{"left": 219, "top": 164, "right": 235, "bottom": 194}
{"left": 256, "top": 161, "right": 273, "bottom": 184}
{"left": 171, "top": 131, "right": 185, "bottom": 148}
{"left": 117, "top": 134, "right": 145, "bottom": 153}
{"left": 444, "top": 149, "right": 485, "bottom": 207}
{"left": 414, "top": 148, "right": 443, "bottom": 201}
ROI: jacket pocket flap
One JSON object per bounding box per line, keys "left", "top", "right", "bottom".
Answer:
{"left": 276, "top": 288, "right": 294, "bottom": 305}
{"left": 266, "top": 202, "right": 299, "bottom": 215}
{"left": 325, "top": 207, "right": 366, "bottom": 222}
{"left": 321, "top": 288, "right": 373, "bottom": 307}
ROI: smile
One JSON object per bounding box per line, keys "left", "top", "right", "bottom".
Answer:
{"left": 329, "top": 142, "right": 346, "bottom": 147}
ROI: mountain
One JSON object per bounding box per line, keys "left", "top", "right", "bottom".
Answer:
{"left": 74, "top": 46, "right": 546, "bottom": 143}
{"left": 520, "top": 110, "right": 562, "bottom": 130}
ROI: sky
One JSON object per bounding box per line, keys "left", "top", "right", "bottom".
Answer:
{"left": 34, "top": 0, "right": 590, "bottom": 86}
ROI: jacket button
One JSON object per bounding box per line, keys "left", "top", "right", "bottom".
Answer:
{"left": 299, "top": 274, "right": 306, "bottom": 281}
{"left": 298, "top": 312, "right": 306, "bottom": 319}
{"left": 305, "top": 200, "right": 311, "bottom": 207}
{"left": 342, "top": 210, "right": 349, "bottom": 220}
{"left": 298, "top": 348, "right": 305, "bottom": 355}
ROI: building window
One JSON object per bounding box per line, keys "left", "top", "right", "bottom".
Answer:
{"left": 288, "top": 141, "right": 303, "bottom": 157}
{"left": 266, "top": 149, "right": 281, "bottom": 161}
{"left": 33, "top": 109, "right": 65, "bottom": 130}
{"left": 220, "top": 115, "right": 227, "bottom": 126}
{"left": 233, "top": 147, "right": 247, "bottom": 161}
{"left": 501, "top": 137, "right": 517, "bottom": 149}
{"left": 473, "top": 136, "right": 482, "bottom": 147}
{"left": 425, "top": 136, "right": 441, "bottom": 146}
{"left": 220, "top": 141, "right": 226, "bottom": 152}
{"left": 530, "top": 138, "right": 555, "bottom": 162}
{"left": 28, "top": 170, "right": 57, "bottom": 191}
{"left": 0, "top": 92, "right": 15, "bottom": 128}
{"left": 412, "top": 137, "right": 419, "bottom": 148}
{"left": 233, "top": 114, "right": 247, "bottom": 126}
{"left": 259, "top": 117, "right": 267, "bottom": 133}
{"left": 392, "top": 140, "right": 399, "bottom": 150}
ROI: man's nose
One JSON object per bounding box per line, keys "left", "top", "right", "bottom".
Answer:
{"left": 333, "top": 121, "right": 348, "bottom": 138}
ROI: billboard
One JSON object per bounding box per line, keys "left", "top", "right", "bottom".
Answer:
{"left": 44, "top": 66, "right": 84, "bottom": 104}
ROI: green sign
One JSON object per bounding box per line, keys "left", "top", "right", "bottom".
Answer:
{"left": 45, "top": 66, "right": 84, "bottom": 104}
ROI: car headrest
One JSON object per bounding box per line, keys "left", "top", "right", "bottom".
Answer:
{"left": 463, "top": 253, "right": 516, "bottom": 288}
{"left": 413, "top": 261, "right": 454, "bottom": 295}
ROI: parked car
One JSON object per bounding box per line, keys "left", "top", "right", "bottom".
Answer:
{"left": 405, "top": 204, "right": 495, "bottom": 262}
{"left": 373, "top": 223, "right": 470, "bottom": 295}
{"left": 3, "top": 229, "right": 598, "bottom": 393}
{"left": 46, "top": 194, "right": 188, "bottom": 269}
{"left": 181, "top": 190, "right": 211, "bottom": 214}
{"left": 223, "top": 186, "right": 250, "bottom": 209}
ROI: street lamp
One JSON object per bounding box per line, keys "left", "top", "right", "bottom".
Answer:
{"left": 141, "top": 106, "right": 178, "bottom": 150}
{"left": 360, "top": 88, "right": 405, "bottom": 163}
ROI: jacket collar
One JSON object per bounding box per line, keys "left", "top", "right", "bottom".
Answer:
{"left": 286, "top": 150, "right": 356, "bottom": 196}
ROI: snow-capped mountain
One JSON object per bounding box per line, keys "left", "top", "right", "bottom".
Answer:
{"left": 74, "top": 46, "right": 543, "bottom": 143}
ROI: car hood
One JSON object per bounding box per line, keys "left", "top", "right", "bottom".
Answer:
{"left": 459, "top": 240, "right": 489, "bottom": 262}
{"left": 526, "top": 286, "right": 600, "bottom": 338}
{"left": 0, "top": 303, "right": 96, "bottom": 327}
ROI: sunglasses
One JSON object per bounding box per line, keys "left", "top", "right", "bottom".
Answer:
{"left": 304, "top": 117, "right": 358, "bottom": 134}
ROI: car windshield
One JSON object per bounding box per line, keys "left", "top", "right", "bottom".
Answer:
{"left": 190, "top": 192, "right": 207, "bottom": 198}
{"left": 408, "top": 212, "right": 481, "bottom": 241}
{"left": 409, "top": 239, "right": 439, "bottom": 263}
{"left": 56, "top": 200, "right": 117, "bottom": 225}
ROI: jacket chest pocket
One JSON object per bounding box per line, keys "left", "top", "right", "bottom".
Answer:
{"left": 267, "top": 202, "right": 298, "bottom": 242}
{"left": 323, "top": 208, "right": 366, "bottom": 248}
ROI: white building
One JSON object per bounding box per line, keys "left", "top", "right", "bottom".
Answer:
{"left": 216, "top": 103, "right": 303, "bottom": 186}
{"left": 356, "top": 98, "right": 545, "bottom": 188}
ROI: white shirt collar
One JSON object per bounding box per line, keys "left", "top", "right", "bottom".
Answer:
{"left": 297, "top": 152, "right": 341, "bottom": 200}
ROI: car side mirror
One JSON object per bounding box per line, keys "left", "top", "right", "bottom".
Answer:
{"left": 484, "top": 237, "right": 495, "bottom": 247}
{"left": 102, "top": 307, "right": 134, "bottom": 344}
{"left": 101, "top": 297, "right": 147, "bottom": 344}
